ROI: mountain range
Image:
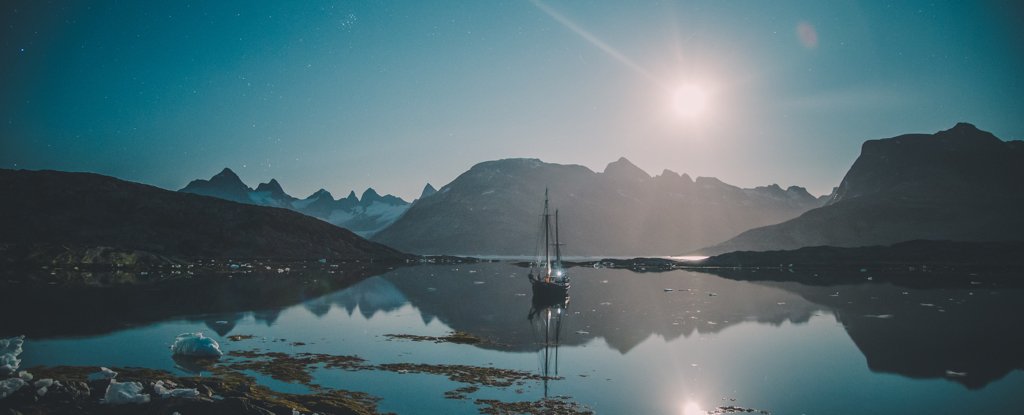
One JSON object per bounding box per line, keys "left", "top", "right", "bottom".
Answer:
{"left": 180, "top": 168, "right": 421, "bottom": 237}
{"left": 702, "top": 123, "right": 1024, "bottom": 254}
{"left": 0, "top": 169, "right": 406, "bottom": 265}
{"left": 372, "top": 157, "right": 825, "bottom": 255}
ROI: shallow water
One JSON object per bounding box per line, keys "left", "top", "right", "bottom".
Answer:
{"left": 15, "top": 263, "right": 1024, "bottom": 414}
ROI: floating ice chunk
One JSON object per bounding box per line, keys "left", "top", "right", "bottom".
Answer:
{"left": 0, "top": 335, "right": 25, "bottom": 376}
{"left": 0, "top": 378, "right": 27, "bottom": 400}
{"left": 88, "top": 367, "right": 118, "bottom": 381}
{"left": 103, "top": 379, "right": 150, "bottom": 404}
{"left": 154, "top": 380, "right": 199, "bottom": 399}
{"left": 864, "top": 314, "right": 894, "bottom": 319}
{"left": 18, "top": 371, "right": 32, "bottom": 381}
{"left": 945, "top": 370, "right": 968, "bottom": 377}
{"left": 170, "top": 332, "right": 223, "bottom": 357}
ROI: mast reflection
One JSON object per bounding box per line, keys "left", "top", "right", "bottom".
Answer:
{"left": 528, "top": 296, "right": 569, "bottom": 398}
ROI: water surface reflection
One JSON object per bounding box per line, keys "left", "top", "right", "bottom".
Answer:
{"left": 11, "top": 262, "right": 1024, "bottom": 414}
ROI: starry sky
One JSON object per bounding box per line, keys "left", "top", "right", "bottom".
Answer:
{"left": 2, "top": 1, "right": 1022, "bottom": 200}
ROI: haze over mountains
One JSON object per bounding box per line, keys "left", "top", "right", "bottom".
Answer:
{"left": 6, "top": 122, "right": 1017, "bottom": 263}
{"left": 703, "top": 123, "right": 1024, "bottom": 254}
{"left": 180, "top": 168, "right": 416, "bottom": 237}
{"left": 373, "top": 157, "right": 824, "bottom": 255}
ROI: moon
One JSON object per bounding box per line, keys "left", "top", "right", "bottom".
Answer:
{"left": 672, "top": 83, "right": 710, "bottom": 119}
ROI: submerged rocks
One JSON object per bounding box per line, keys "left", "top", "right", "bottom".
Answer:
{"left": 170, "top": 332, "right": 223, "bottom": 358}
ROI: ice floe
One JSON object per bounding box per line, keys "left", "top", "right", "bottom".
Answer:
{"left": 154, "top": 380, "right": 200, "bottom": 398}
{"left": 0, "top": 335, "right": 25, "bottom": 376}
{"left": 0, "top": 378, "right": 27, "bottom": 400}
{"left": 103, "top": 379, "right": 151, "bottom": 404}
{"left": 170, "top": 332, "right": 223, "bottom": 357}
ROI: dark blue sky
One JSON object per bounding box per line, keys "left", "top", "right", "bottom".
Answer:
{"left": 3, "top": 1, "right": 1022, "bottom": 199}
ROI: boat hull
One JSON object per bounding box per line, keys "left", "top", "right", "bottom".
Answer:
{"left": 531, "top": 280, "right": 569, "bottom": 304}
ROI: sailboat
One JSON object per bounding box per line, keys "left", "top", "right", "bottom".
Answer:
{"left": 528, "top": 188, "right": 570, "bottom": 303}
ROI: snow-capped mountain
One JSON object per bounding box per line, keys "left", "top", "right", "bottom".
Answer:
{"left": 180, "top": 169, "right": 412, "bottom": 237}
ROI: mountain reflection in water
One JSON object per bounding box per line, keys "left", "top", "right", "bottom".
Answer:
{"left": 8, "top": 262, "right": 1024, "bottom": 409}
{"left": 326, "top": 263, "right": 1023, "bottom": 389}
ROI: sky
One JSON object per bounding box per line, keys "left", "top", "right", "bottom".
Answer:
{"left": 2, "top": 1, "right": 1022, "bottom": 200}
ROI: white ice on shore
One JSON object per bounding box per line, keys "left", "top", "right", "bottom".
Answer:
{"left": 103, "top": 379, "right": 151, "bottom": 404}
{"left": 0, "top": 378, "right": 27, "bottom": 400}
{"left": 154, "top": 380, "right": 199, "bottom": 399}
{"left": 0, "top": 336, "right": 25, "bottom": 376}
{"left": 170, "top": 332, "right": 223, "bottom": 357}
{"left": 34, "top": 378, "right": 57, "bottom": 397}
{"left": 87, "top": 367, "right": 118, "bottom": 381}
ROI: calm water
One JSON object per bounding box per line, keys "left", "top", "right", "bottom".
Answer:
{"left": 14, "top": 263, "right": 1024, "bottom": 414}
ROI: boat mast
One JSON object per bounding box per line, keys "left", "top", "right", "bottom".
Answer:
{"left": 544, "top": 188, "right": 551, "bottom": 276}
{"left": 554, "top": 209, "right": 562, "bottom": 269}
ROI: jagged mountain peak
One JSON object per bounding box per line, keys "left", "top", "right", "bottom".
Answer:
{"left": 214, "top": 167, "right": 239, "bottom": 179}
{"left": 346, "top": 190, "right": 359, "bottom": 202}
{"left": 420, "top": 183, "right": 437, "bottom": 199}
{"left": 209, "top": 168, "right": 246, "bottom": 186}
{"left": 307, "top": 188, "right": 334, "bottom": 201}
{"left": 361, "top": 188, "right": 381, "bottom": 203}
{"left": 785, "top": 185, "right": 813, "bottom": 199}
{"left": 604, "top": 157, "right": 650, "bottom": 181}
{"left": 255, "top": 178, "right": 286, "bottom": 194}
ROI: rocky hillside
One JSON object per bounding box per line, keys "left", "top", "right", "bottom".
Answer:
{"left": 0, "top": 169, "right": 407, "bottom": 265}
{"left": 702, "top": 123, "right": 1024, "bottom": 254}
{"left": 372, "top": 158, "right": 822, "bottom": 255}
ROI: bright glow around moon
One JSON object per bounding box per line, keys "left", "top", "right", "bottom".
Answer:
{"left": 682, "top": 400, "right": 705, "bottom": 415}
{"left": 672, "top": 84, "right": 710, "bottom": 119}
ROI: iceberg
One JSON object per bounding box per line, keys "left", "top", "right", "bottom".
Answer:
{"left": 0, "top": 377, "right": 27, "bottom": 400}
{"left": 154, "top": 380, "right": 199, "bottom": 399}
{"left": 0, "top": 335, "right": 25, "bottom": 376}
{"left": 103, "top": 379, "right": 151, "bottom": 404}
{"left": 170, "top": 332, "right": 223, "bottom": 357}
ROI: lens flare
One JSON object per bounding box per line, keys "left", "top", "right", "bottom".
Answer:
{"left": 672, "top": 84, "right": 709, "bottom": 119}
{"left": 683, "top": 401, "right": 704, "bottom": 415}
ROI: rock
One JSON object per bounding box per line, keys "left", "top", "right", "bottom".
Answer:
{"left": 46, "top": 380, "right": 91, "bottom": 402}
{"left": 218, "top": 397, "right": 276, "bottom": 415}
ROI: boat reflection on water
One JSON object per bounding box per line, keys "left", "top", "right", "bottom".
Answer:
{"left": 528, "top": 296, "right": 569, "bottom": 398}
